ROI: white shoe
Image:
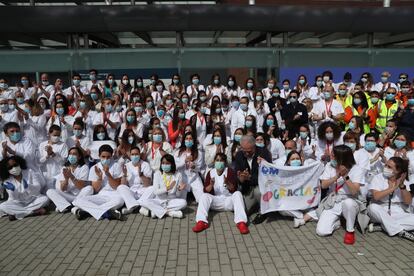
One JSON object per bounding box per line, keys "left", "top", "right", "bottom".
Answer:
{"left": 139, "top": 207, "right": 150, "bottom": 217}
{"left": 71, "top": 207, "right": 79, "bottom": 215}
{"left": 368, "top": 223, "right": 382, "bottom": 233}
{"left": 55, "top": 207, "right": 60, "bottom": 213}
{"left": 333, "top": 220, "right": 341, "bottom": 231}
{"left": 167, "top": 210, "right": 183, "bottom": 219}
{"left": 121, "top": 207, "right": 132, "bottom": 215}
{"left": 293, "top": 218, "right": 305, "bottom": 228}
{"left": 151, "top": 211, "right": 157, "bottom": 219}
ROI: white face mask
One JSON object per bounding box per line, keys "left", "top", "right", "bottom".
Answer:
{"left": 9, "top": 166, "right": 21, "bottom": 176}
{"left": 122, "top": 80, "right": 129, "bottom": 85}
{"left": 383, "top": 168, "right": 394, "bottom": 179}
{"left": 50, "top": 136, "right": 60, "bottom": 143}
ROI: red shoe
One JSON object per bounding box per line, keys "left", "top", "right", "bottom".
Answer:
{"left": 237, "top": 222, "right": 250, "bottom": 234}
{"left": 192, "top": 221, "right": 209, "bottom": 233}
{"left": 344, "top": 231, "right": 355, "bottom": 245}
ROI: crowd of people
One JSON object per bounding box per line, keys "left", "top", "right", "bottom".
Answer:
{"left": 0, "top": 69, "right": 413, "bottom": 245}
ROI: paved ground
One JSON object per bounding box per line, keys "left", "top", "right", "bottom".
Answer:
{"left": 0, "top": 205, "right": 413, "bottom": 276}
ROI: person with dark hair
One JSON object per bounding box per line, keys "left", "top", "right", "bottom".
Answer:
{"left": 205, "top": 128, "right": 228, "bottom": 169}
{"left": 281, "top": 90, "right": 308, "bottom": 139}
{"left": 225, "top": 75, "right": 241, "bottom": 99}
{"left": 384, "top": 132, "right": 414, "bottom": 175}
{"left": 344, "top": 92, "right": 370, "bottom": 133}
{"left": 0, "top": 155, "right": 49, "bottom": 220}
{"left": 378, "top": 119, "right": 398, "bottom": 148}
{"left": 168, "top": 73, "right": 185, "bottom": 97}
{"left": 317, "top": 145, "right": 366, "bottom": 245}
{"left": 63, "top": 73, "right": 88, "bottom": 102}
{"left": 376, "top": 87, "right": 400, "bottom": 133}
{"left": 103, "top": 73, "right": 119, "bottom": 98}
{"left": 193, "top": 153, "right": 249, "bottom": 234}
{"left": 116, "top": 129, "right": 137, "bottom": 163}
{"left": 359, "top": 72, "right": 374, "bottom": 92}
{"left": 367, "top": 157, "right": 414, "bottom": 242}
{"left": 66, "top": 118, "right": 91, "bottom": 160}
{"left": 186, "top": 73, "right": 205, "bottom": 100}
{"left": 86, "top": 69, "right": 104, "bottom": 93}
{"left": 206, "top": 73, "right": 226, "bottom": 100}
{"left": 39, "top": 125, "right": 69, "bottom": 191}
{"left": 92, "top": 97, "right": 121, "bottom": 140}
{"left": 46, "top": 99, "right": 75, "bottom": 142}
{"left": 167, "top": 106, "right": 188, "bottom": 148}
{"left": 142, "top": 127, "right": 173, "bottom": 172}
{"left": 315, "top": 121, "right": 343, "bottom": 163}
{"left": 294, "top": 124, "right": 316, "bottom": 160}
{"left": 140, "top": 154, "right": 187, "bottom": 219}
{"left": 72, "top": 144, "right": 125, "bottom": 221}
{"left": 395, "top": 91, "right": 414, "bottom": 141}
{"left": 280, "top": 79, "right": 291, "bottom": 99}
{"left": 46, "top": 147, "right": 93, "bottom": 213}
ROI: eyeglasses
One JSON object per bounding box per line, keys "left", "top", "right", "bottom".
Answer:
{"left": 289, "top": 96, "right": 297, "bottom": 99}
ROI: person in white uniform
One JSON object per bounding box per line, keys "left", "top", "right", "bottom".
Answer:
{"left": 117, "top": 147, "right": 153, "bottom": 215}
{"left": 367, "top": 157, "right": 414, "bottom": 242}
{"left": 0, "top": 156, "right": 49, "bottom": 220}
{"left": 192, "top": 153, "right": 249, "bottom": 234}
{"left": 46, "top": 147, "right": 93, "bottom": 213}
{"left": 139, "top": 154, "right": 187, "bottom": 219}
{"left": 72, "top": 145, "right": 124, "bottom": 221}
{"left": 317, "top": 145, "right": 366, "bottom": 245}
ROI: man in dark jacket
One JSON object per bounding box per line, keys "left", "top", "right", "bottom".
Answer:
{"left": 281, "top": 90, "right": 308, "bottom": 139}
{"left": 235, "top": 135, "right": 272, "bottom": 224}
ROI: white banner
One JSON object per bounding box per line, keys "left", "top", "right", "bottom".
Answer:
{"left": 259, "top": 160, "right": 324, "bottom": 214}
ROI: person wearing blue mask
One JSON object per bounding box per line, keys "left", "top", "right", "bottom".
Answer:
{"left": 92, "top": 98, "right": 121, "bottom": 140}
{"left": 46, "top": 99, "right": 75, "bottom": 143}
{"left": 186, "top": 73, "right": 205, "bottom": 100}
{"left": 384, "top": 133, "right": 414, "bottom": 177}
{"left": 116, "top": 129, "right": 138, "bottom": 164}
{"left": 262, "top": 78, "right": 277, "bottom": 101}
{"left": 167, "top": 106, "right": 187, "bottom": 149}
{"left": 360, "top": 133, "right": 386, "bottom": 184}
{"left": 205, "top": 128, "right": 227, "bottom": 169}
{"left": 240, "top": 78, "right": 255, "bottom": 101}
{"left": 394, "top": 93, "right": 414, "bottom": 142}
{"left": 72, "top": 145, "right": 125, "bottom": 221}
{"left": 143, "top": 127, "right": 173, "bottom": 172}
{"left": 0, "top": 96, "right": 19, "bottom": 143}
{"left": 86, "top": 69, "right": 104, "bottom": 93}
{"left": 168, "top": 74, "right": 185, "bottom": 96}
{"left": 230, "top": 96, "right": 257, "bottom": 137}
{"left": 117, "top": 147, "right": 153, "bottom": 216}
{"left": 63, "top": 73, "right": 87, "bottom": 102}
{"left": 140, "top": 154, "right": 187, "bottom": 219}
{"left": 376, "top": 88, "right": 400, "bottom": 133}
{"left": 313, "top": 85, "right": 345, "bottom": 127}
{"left": 103, "top": 73, "right": 118, "bottom": 98}
{"left": 46, "top": 147, "right": 93, "bottom": 213}
{"left": 225, "top": 75, "right": 241, "bottom": 99}
{"left": 374, "top": 71, "right": 397, "bottom": 94}
{"left": 206, "top": 73, "right": 225, "bottom": 100}
{"left": 294, "top": 124, "right": 316, "bottom": 160}
{"left": 119, "top": 109, "right": 144, "bottom": 143}
{"left": 193, "top": 153, "right": 249, "bottom": 234}
{"left": 281, "top": 90, "right": 308, "bottom": 139}
{"left": 294, "top": 75, "right": 310, "bottom": 101}
{"left": 19, "top": 75, "right": 35, "bottom": 100}
{"left": 226, "top": 128, "right": 245, "bottom": 169}
{"left": 66, "top": 119, "right": 91, "bottom": 160}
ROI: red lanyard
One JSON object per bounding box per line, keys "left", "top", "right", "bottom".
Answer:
{"left": 151, "top": 143, "right": 161, "bottom": 159}
{"left": 103, "top": 112, "right": 108, "bottom": 128}
{"left": 325, "top": 100, "right": 333, "bottom": 114}
{"left": 335, "top": 181, "right": 345, "bottom": 194}
{"left": 326, "top": 141, "right": 334, "bottom": 154}
{"left": 198, "top": 114, "right": 204, "bottom": 125}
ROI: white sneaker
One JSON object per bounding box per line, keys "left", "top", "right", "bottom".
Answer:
{"left": 55, "top": 207, "right": 60, "bottom": 213}
{"left": 167, "top": 210, "right": 183, "bottom": 219}
{"left": 368, "top": 223, "right": 382, "bottom": 233}
{"left": 71, "top": 207, "right": 79, "bottom": 215}
{"left": 121, "top": 208, "right": 132, "bottom": 215}
{"left": 151, "top": 211, "right": 157, "bottom": 219}
{"left": 139, "top": 207, "right": 150, "bottom": 217}
{"left": 293, "top": 218, "right": 305, "bottom": 228}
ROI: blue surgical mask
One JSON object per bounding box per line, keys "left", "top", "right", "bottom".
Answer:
{"left": 213, "top": 137, "right": 222, "bottom": 145}
{"left": 215, "top": 108, "right": 222, "bottom": 114}
{"left": 137, "top": 81, "right": 143, "bottom": 87}
{"left": 364, "top": 141, "right": 377, "bottom": 152}
{"left": 0, "top": 83, "right": 8, "bottom": 90}
{"left": 330, "top": 159, "right": 338, "bottom": 168}
{"left": 91, "top": 93, "right": 98, "bottom": 101}
{"left": 185, "top": 140, "right": 194, "bottom": 148}
{"left": 126, "top": 115, "right": 135, "bottom": 123}
{"left": 408, "top": 99, "right": 414, "bottom": 106}
{"left": 192, "top": 79, "right": 200, "bottom": 85}
{"left": 256, "top": 96, "right": 263, "bottom": 101}
{"left": 316, "top": 81, "right": 323, "bottom": 87}
{"left": 273, "top": 92, "right": 280, "bottom": 98}
{"left": 0, "top": 104, "right": 8, "bottom": 112}
{"left": 214, "top": 161, "right": 225, "bottom": 170}
{"left": 161, "top": 164, "right": 171, "bottom": 173}
{"left": 146, "top": 102, "right": 154, "bottom": 109}
{"left": 97, "top": 133, "right": 106, "bottom": 140}
{"left": 394, "top": 140, "right": 406, "bottom": 149}
{"left": 9, "top": 132, "right": 21, "bottom": 142}
{"left": 381, "top": 77, "right": 388, "bottom": 83}
{"left": 67, "top": 155, "right": 78, "bottom": 165}
{"left": 298, "top": 79, "right": 305, "bottom": 85}
{"left": 353, "top": 98, "right": 362, "bottom": 105}
{"left": 16, "top": 97, "right": 24, "bottom": 104}
{"left": 101, "top": 159, "right": 110, "bottom": 166}
{"left": 285, "top": 149, "right": 292, "bottom": 156}
{"left": 79, "top": 101, "right": 86, "bottom": 109}
{"left": 371, "top": 97, "right": 379, "bottom": 104}
{"left": 344, "top": 142, "right": 356, "bottom": 151}
{"left": 348, "top": 121, "right": 356, "bottom": 130}
{"left": 299, "top": 132, "right": 308, "bottom": 139}
{"left": 56, "top": 108, "right": 64, "bottom": 115}
{"left": 90, "top": 74, "right": 96, "bottom": 81}
{"left": 283, "top": 85, "right": 289, "bottom": 90}
{"left": 247, "top": 82, "right": 253, "bottom": 89}
{"left": 153, "top": 134, "right": 162, "bottom": 143}
{"left": 131, "top": 155, "right": 140, "bottom": 164}
{"left": 245, "top": 121, "right": 253, "bottom": 128}
{"left": 240, "top": 103, "right": 248, "bottom": 111}
{"left": 134, "top": 106, "right": 143, "bottom": 113}
{"left": 232, "top": 101, "right": 240, "bottom": 109}
{"left": 157, "top": 110, "right": 165, "bottom": 117}
{"left": 73, "top": 79, "right": 81, "bottom": 86}
{"left": 105, "top": 105, "right": 113, "bottom": 113}
{"left": 228, "top": 80, "right": 234, "bottom": 87}
{"left": 266, "top": 119, "right": 274, "bottom": 127}
{"left": 323, "top": 92, "right": 331, "bottom": 99}
{"left": 21, "top": 80, "right": 29, "bottom": 86}
{"left": 290, "top": 159, "right": 302, "bottom": 167}
{"left": 73, "top": 129, "right": 82, "bottom": 137}
{"left": 234, "top": 134, "right": 242, "bottom": 142}
{"left": 199, "top": 96, "right": 207, "bottom": 102}
{"left": 256, "top": 142, "right": 265, "bottom": 148}
{"left": 173, "top": 79, "right": 179, "bottom": 85}
{"left": 128, "top": 136, "right": 135, "bottom": 144}
{"left": 166, "top": 99, "right": 173, "bottom": 106}
{"left": 108, "top": 79, "right": 114, "bottom": 85}
{"left": 8, "top": 104, "right": 15, "bottom": 111}
{"left": 179, "top": 113, "right": 185, "bottom": 119}
{"left": 214, "top": 79, "right": 220, "bottom": 85}
{"left": 339, "top": 89, "right": 347, "bottom": 96}
{"left": 386, "top": 93, "right": 395, "bottom": 101}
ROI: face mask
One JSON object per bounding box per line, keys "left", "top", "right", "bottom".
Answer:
{"left": 134, "top": 106, "right": 143, "bottom": 113}
{"left": 79, "top": 101, "right": 86, "bottom": 109}
{"left": 214, "top": 161, "right": 225, "bottom": 170}
{"left": 394, "top": 140, "right": 406, "bottom": 149}
{"left": 323, "top": 76, "right": 330, "bottom": 82}
{"left": 256, "top": 142, "right": 265, "bottom": 148}
{"left": 73, "top": 79, "right": 81, "bottom": 86}
{"left": 179, "top": 113, "right": 185, "bottom": 119}
{"left": 290, "top": 159, "right": 302, "bottom": 167}
{"left": 361, "top": 77, "right": 368, "bottom": 83}
{"left": 192, "top": 79, "right": 199, "bottom": 85}
{"left": 273, "top": 92, "right": 280, "bottom": 98}
{"left": 213, "top": 79, "right": 220, "bottom": 85}
{"left": 151, "top": 79, "right": 156, "bottom": 85}
{"left": 173, "top": 79, "right": 179, "bottom": 85}
{"left": 24, "top": 107, "right": 31, "bottom": 114}
{"left": 383, "top": 167, "right": 394, "bottom": 179}
{"left": 0, "top": 104, "right": 8, "bottom": 112}
{"left": 381, "top": 77, "right": 388, "bottom": 83}
{"left": 73, "top": 129, "right": 82, "bottom": 137}
{"left": 101, "top": 159, "right": 110, "bottom": 166}
{"left": 166, "top": 99, "right": 173, "bottom": 106}
{"left": 16, "top": 97, "right": 24, "bottom": 104}
{"left": 353, "top": 98, "right": 362, "bottom": 105}
{"left": 131, "top": 155, "right": 140, "bottom": 164}
{"left": 122, "top": 79, "right": 129, "bottom": 86}
{"left": 42, "top": 80, "right": 49, "bottom": 86}
{"left": 339, "top": 89, "right": 347, "bottom": 96}
{"left": 371, "top": 97, "right": 379, "bottom": 104}
{"left": 156, "top": 85, "right": 163, "bottom": 92}
{"left": 157, "top": 110, "right": 165, "bottom": 117}
{"left": 215, "top": 108, "right": 221, "bottom": 114}
{"left": 161, "top": 164, "right": 171, "bottom": 173}
{"left": 268, "top": 83, "right": 274, "bottom": 89}
{"left": 298, "top": 79, "right": 305, "bottom": 85}
{"left": 325, "top": 133, "right": 334, "bottom": 141}
{"left": 401, "top": 88, "right": 410, "bottom": 94}
{"left": 289, "top": 97, "right": 297, "bottom": 104}
{"left": 316, "top": 81, "right": 323, "bottom": 87}
{"left": 299, "top": 132, "right": 308, "bottom": 139}
{"left": 199, "top": 96, "right": 206, "bottom": 102}
{"left": 128, "top": 136, "right": 135, "bottom": 144}
{"left": 21, "top": 80, "right": 29, "bottom": 86}
{"left": 153, "top": 134, "right": 162, "bottom": 143}
{"left": 266, "top": 119, "right": 274, "bottom": 126}
{"left": 9, "top": 132, "right": 21, "bottom": 142}
{"left": 97, "top": 133, "right": 106, "bottom": 140}
{"left": 89, "top": 74, "right": 96, "bottom": 81}
{"left": 213, "top": 137, "right": 222, "bottom": 145}
{"left": 200, "top": 107, "right": 207, "bottom": 114}
{"left": 56, "top": 108, "right": 64, "bottom": 115}
{"left": 386, "top": 93, "right": 395, "bottom": 101}
{"left": 285, "top": 149, "right": 292, "bottom": 156}
{"left": 67, "top": 154, "right": 78, "bottom": 165}
{"left": 349, "top": 121, "right": 356, "bottom": 130}
{"left": 185, "top": 140, "right": 194, "bottom": 148}
{"left": 240, "top": 103, "right": 248, "bottom": 111}
{"left": 154, "top": 124, "right": 161, "bottom": 129}
{"left": 9, "top": 166, "right": 21, "bottom": 176}
{"left": 256, "top": 96, "right": 263, "bottom": 101}
{"left": 146, "top": 102, "right": 153, "bottom": 109}
{"left": 148, "top": 134, "right": 153, "bottom": 141}
{"left": 90, "top": 93, "right": 98, "bottom": 101}
{"left": 344, "top": 142, "right": 356, "bottom": 151}
{"left": 0, "top": 83, "right": 8, "bottom": 90}
{"left": 330, "top": 159, "right": 337, "bottom": 168}
{"left": 364, "top": 141, "right": 376, "bottom": 152}
{"left": 234, "top": 134, "right": 242, "bottom": 142}
{"left": 399, "top": 78, "right": 406, "bottom": 83}
{"left": 137, "top": 81, "right": 143, "bottom": 87}
{"left": 50, "top": 136, "right": 60, "bottom": 143}
{"left": 408, "top": 99, "right": 414, "bottom": 106}
{"left": 247, "top": 82, "right": 254, "bottom": 89}
{"left": 323, "top": 92, "right": 331, "bottom": 100}
{"left": 283, "top": 85, "right": 289, "bottom": 90}
{"left": 232, "top": 101, "right": 240, "bottom": 108}
{"left": 245, "top": 121, "right": 253, "bottom": 128}
{"left": 105, "top": 105, "right": 113, "bottom": 113}
{"left": 228, "top": 80, "right": 234, "bottom": 87}
{"left": 108, "top": 79, "right": 114, "bottom": 85}
{"left": 8, "top": 104, "right": 15, "bottom": 111}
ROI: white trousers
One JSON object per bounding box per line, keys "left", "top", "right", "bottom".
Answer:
{"left": 368, "top": 203, "right": 414, "bottom": 236}
{"left": 0, "top": 195, "right": 49, "bottom": 219}
{"left": 190, "top": 178, "right": 204, "bottom": 202}
{"left": 195, "top": 191, "right": 247, "bottom": 224}
{"left": 316, "top": 198, "right": 358, "bottom": 236}
{"left": 46, "top": 186, "right": 94, "bottom": 212}
{"left": 117, "top": 184, "right": 154, "bottom": 210}
{"left": 72, "top": 190, "right": 124, "bottom": 220}
{"left": 279, "top": 209, "right": 318, "bottom": 220}
{"left": 140, "top": 197, "right": 187, "bottom": 219}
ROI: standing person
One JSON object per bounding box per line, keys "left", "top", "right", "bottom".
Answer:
{"left": 192, "top": 153, "right": 249, "bottom": 234}
{"left": 0, "top": 156, "right": 49, "bottom": 220}
{"left": 167, "top": 106, "right": 188, "bottom": 148}
{"left": 140, "top": 154, "right": 187, "bottom": 219}
{"left": 235, "top": 135, "right": 272, "bottom": 224}
{"left": 367, "top": 157, "right": 414, "bottom": 241}
{"left": 316, "top": 145, "right": 366, "bottom": 245}
{"left": 281, "top": 90, "right": 308, "bottom": 139}
{"left": 376, "top": 88, "right": 400, "bottom": 134}
{"left": 72, "top": 145, "right": 125, "bottom": 221}
{"left": 46, "top": 147, "right": 93, "bottom": 213}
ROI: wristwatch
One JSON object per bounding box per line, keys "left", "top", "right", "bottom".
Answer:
{"left": 399, "top": 184, "right": 406, "bottom": 190}
{"left": 344, "top": 176, "right": 350, "bottom": 181}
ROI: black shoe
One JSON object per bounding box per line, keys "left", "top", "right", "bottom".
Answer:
{"left": 107, "top": 210, "right": 127, "bottom": 221}
{"left": 399, "top": 230, "right": 414, "bottom": 242}
{"left": 75, "top": 209, "right": 89, "bottom": 221}
{"left": 8, "top": 215, "right": 16, "bottom": 221}
{"left": 252, "top": 213, "right": 267, "bottom": 225}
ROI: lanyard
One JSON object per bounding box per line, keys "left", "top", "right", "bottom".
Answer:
{"left": 198, "top": 114, "right": 204, "bottom": 125}
{"left": 335, "top": 180, "right": 345, "bottom": 195}
{"left": 326, "top": 141, "right": 334, "bottom": 154}
{"left": 388, "top": 192, "right": 394, "bottom": 215}
{"left": 151, "top": 143, "right": 160, "bottom": 159}
{"left": 103, "top": 112, "right": 109, "bottom": 128}
{"left": 325, "top": 100, "right": 333, "bottom": 114}
{"left": 163, "top": 173, "right": 173, "bottom": 190}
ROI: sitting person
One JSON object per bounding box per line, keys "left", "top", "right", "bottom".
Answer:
{"left": 0, "top": 156, "right": 49, "bottom": 220}
{"left": 192, "top": 153, "right": 249, "bottom": 234}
